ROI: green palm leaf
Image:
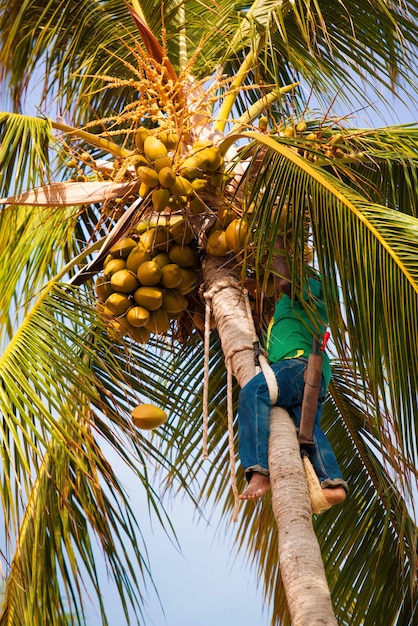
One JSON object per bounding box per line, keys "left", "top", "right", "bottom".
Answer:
{"left": 0, "top": 113, "right": 52, "bottom": 197}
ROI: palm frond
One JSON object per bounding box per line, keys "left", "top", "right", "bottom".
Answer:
{"left": 330, "top": 124, "right": 418, "bottom": 216}
{"left": 0, "top": 180, "right": 137, "bottom": 206}
{"left": 0, "top": 276, "right": 203, "bottom": 621}
{"left": 0, "top": 203, "right": 84, "bottom": 329}
{"left": 0, "top": 427, "right": 152, "bottom": 626}
{"left": 0, "top": 113, "right": 53, "bottom": 197}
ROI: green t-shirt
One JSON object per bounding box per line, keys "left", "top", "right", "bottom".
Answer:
{"left": 266, "top": 275, "right": 332, "bottom": 389}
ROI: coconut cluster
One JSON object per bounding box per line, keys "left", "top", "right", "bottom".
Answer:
{"left": 94, "top": 216, "right": 200, "bottom": 344}
{"left": 132, "top": 128, "right": 227, "bottom": 214}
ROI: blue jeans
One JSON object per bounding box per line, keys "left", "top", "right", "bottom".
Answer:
{"left": 238, "top": 358, "right": 347, "bottom": 490}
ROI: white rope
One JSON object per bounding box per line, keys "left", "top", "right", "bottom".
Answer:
{"left": 242, "top": 290, "right": 278, "bottom": 406}
{"left": 226, "top": 356, "right": 240, "bottom": 522}
{"left": 259, "top": 354, "right": 278, "bottom": 406}
{"left": 202, "top": 293, "right": 212, "bottom": 460}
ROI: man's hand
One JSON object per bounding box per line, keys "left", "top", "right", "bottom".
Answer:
{"left": 242, "top": 277, "right": 258, "bottom": 298}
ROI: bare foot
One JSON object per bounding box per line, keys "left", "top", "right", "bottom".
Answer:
{"left": 322, "top": 486, "right": 347, "bottom": 505}
{"left": 239, "top": 473, "right": 271, "bottom": 500}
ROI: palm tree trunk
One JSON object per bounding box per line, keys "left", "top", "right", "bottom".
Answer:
{"left": 203, "top": 254, "right": 338, "bottom": 626}
{"left": 269, "top": 406, "right": 338, "bottom": 625}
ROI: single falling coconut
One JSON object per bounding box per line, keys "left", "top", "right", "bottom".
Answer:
{"left": 131, "top": 403, "right": 167, "bottom": 430}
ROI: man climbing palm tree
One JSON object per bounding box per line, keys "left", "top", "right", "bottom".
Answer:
{"left": 238, "top": 235, "right": 348, "bottom": 504}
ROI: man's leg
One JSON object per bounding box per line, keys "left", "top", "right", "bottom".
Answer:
{"left": 237, "top": 371, "right": 272, "bottom": 499}
{"left": 239, "top": 472, "right": 271, "bottom": 500}
{"left": 322, "top": 486, "right": 346, "bottom": 504}
{"left": 291, "top": 393, "right": 348, "bottom": 505}
{"left": 238, "top": 359, "right": 309, "bottom": 500}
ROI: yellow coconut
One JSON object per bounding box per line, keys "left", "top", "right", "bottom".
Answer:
{"left": 167, "top": 194, "right": 188, "bottom": 210}
{"left": 330, "top": 132, "right": 344, "bottom": 146}
{"left": 158, "top": 166, "right": 177, "bottom": 189}
{"left": 192, "top": 139, "right": 213, "bottom": 150}
{"left": 192, "top": 311, "right": 216, "bottom": 330}
{"left": 190, "top": 178, "right": 208, "bottom": 192}
{"left": 168, "top": 243, "right": 197, "bottom": 268}
{"left": 137, "top": 260, "right": 162, "bottom": 286}
{"left": 94, "top": 276, "right": 114, "bottom": 301}
{"left": 225, "top": 219, "right": 249, "bottom": 250}
{"left": 103, "top": 258, "right": 126, "bottom": 278}
{"left": 168, "top": 175, "right": 193, "bottom": 196}
{"left": 135, "top": 220, "right": 150, "bottom": 235}
{"left": 126, "top": 246, "right": 152, "bottom": 273}
{"left": 192, "top": 311, "right": 205, "bottom": 331}
{"left": 133, "top": 286, "right": 163, "bottom": 310}
{"left": 131, "top": 403, "right": 167, "bottom": 430}
{"left": 132, "top": 154, "right": 150, "bottom": 172}
{"left": 162, "top": 288, "right": 188, "bottom": 314}
{"left": 105, "top": 292, "right": 132, "bottom": 316}
{"left": 94, "top": 276, "right": 113, "bottom": 302}
{"left": 135, "top": 126, "right": 151, "bottom": 152}
{"left": 139, "top": 226, "right": 170, "bottom": 253}
{"left": 126, "top": 305, "right": 150, "bottom": 328}
{"left": 296, "top": 121, "right": 307, "bottom": 133}
{"left": 144, "top": 308, "right": 170, "bottom": 334}
{"left": 137, "top": 166, "right": 160, "bottom": 188}
{"left": 110, "top": 269, "right": 140, "bottom": 294}
{"left": 157, "top": 130, "right": 179, "bottom": 149}
{"left": 188, "top": 196, "right": 206, "bottom": 214}
{"left": 199, "top": 146, "right": 223, "bottom": 171}
{"left": 179, "top": 155, "right": 203, "bottom": 180}
{"left": 136, "top": 216, "right": 169, "bottom": 234}
{"left": 160, "top": 263, "right": 183, "bottom": 288}
{"left": 218, "top": 206, "right": 237, "bottom": 227}
{"left": 143, "top": 136, "right": 168, "bottom": 161}
{"left": 109, "top": 237, "right": 137, "bottom": 259}
{"left": 154, "top": 155, "right": 173, "bottom": 172}
{"left": 169, "top": 218, "right": 194, "bottom": 245}
{"left": 179, "top": 268, "right": 198, "bottom": 294}
{"left": 258, "top": 116, "right": 268, "bottom": 131}
{"left": 206, "top": 229, "right": 229, "bottom": 256}
{"left": 283, "top": 126, "right": 295, "bottom": 137}
{"left": 139, "top": 181, "right": 152, "bottom": 198}
{"left": 152, "top": 252, "right": 171, "bottom": 268}
{"left": 106, "top": 318, "right": 128, "bottom": 340}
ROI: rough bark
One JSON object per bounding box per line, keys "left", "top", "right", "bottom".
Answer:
{"left": 203, "top": 255, "right": 258, "bottom": 386}
{"left": 203, "top": 254, "right": 338, "bottom": 626}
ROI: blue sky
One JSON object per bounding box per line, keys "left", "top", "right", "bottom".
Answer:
{"left": 80, "top": 453, "right": 272, "bottom": 626}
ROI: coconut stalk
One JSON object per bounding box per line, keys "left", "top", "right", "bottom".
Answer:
{"left": 203, "top": 254, "right": 338, "bottom": 626}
